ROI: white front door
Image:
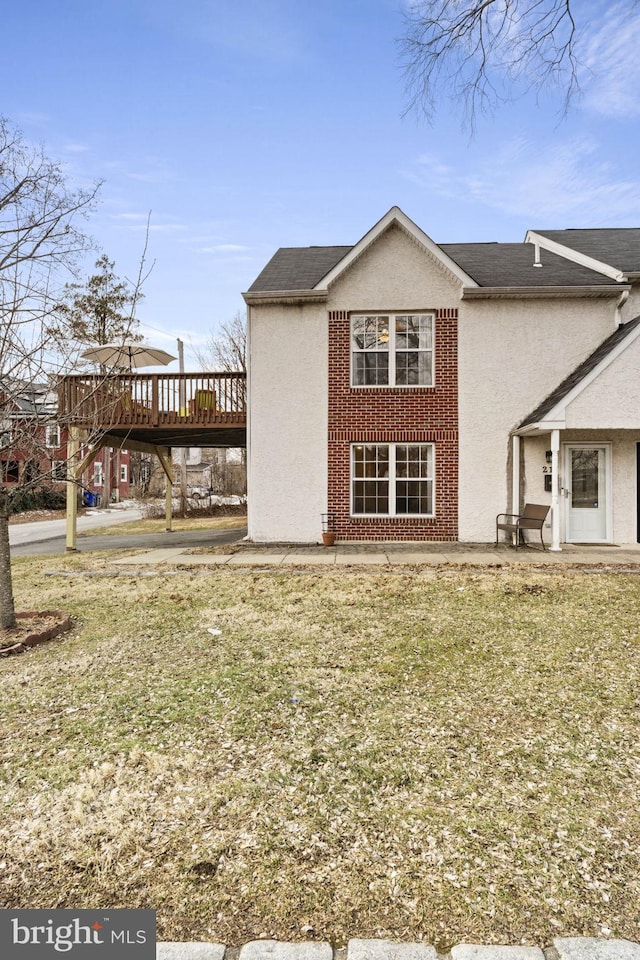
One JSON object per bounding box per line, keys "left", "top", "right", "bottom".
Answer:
{"left": 564, "top": 445, "right": 610, "bottom": 543}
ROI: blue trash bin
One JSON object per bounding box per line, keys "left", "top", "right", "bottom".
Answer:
{"left": 83, "top": 491, "right": 98, "bottom": 507}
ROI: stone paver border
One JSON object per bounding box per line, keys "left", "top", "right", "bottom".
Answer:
{"left": 156, "top": 939, "right": 640, "bottom": 960}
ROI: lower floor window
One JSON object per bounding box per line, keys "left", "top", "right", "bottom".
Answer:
{"left": 51, "top": 460, "right": 67, "bottom": 482}
{"left": 1, "top": 460, "right": 20, "bottom": 483}
{"left": 351, "top": 443, "right": 434, "bottom": 516}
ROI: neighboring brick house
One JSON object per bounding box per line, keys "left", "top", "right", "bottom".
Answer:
{"left": 0, "top": 380, "right": 130, "bottom": 503}
{"left": 0, "top": 381, "right": 69, "bottom": 491}
{"left": 243, "top": 207, "right": 640, "bottom": 549}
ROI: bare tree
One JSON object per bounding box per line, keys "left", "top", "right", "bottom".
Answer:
{"left": 193, "top": 310, "right": 247, "bottom": 483}
{"left": 0, "top": 117, "right": 98, "bottom": 630}
{"left": 401, "top": 0, "right": 592, "bottom": 125}
{"left": 195, "top": 310, "right": 246, "bottom": 374}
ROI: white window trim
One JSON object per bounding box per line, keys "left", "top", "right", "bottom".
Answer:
{"left": 350, "top": 442, "right": 435, "bottom": 518}
{"left": 350, "top": 312, "right": 435, "bottom": 388}
{"left": 120, "top": 464, "right": 128, "bottom": 483}
{"left": 94, "top": 462, "right": 104, "bottom": 487}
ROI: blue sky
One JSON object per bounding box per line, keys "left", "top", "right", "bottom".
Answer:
{"left": 4, "top": 0, "right": 640, "bottom": 367}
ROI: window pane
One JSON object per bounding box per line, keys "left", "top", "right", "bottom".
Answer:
{"left": 352, "top": 445, "right": 390, "bottom": 514}
{"left": 352, "top": 316, "right": 390, "bottom": 350}
{"left": 571, "top": 449, "right": 599, "bottom": 508}
{"left": 353, "top": 352, "right": 389, "bottom": 385}
{"left": 396, "top": 351, "right": 432, "bottom": 386}
{"left": 396, "top": 480, "right": 433, "bottom": 515}
{"left": 396, "top": 315, "right": 432, "bottom": 349}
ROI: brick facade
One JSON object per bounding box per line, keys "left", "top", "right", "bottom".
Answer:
{"left": 327, "top": 308, "right": 458, "bottom": 541}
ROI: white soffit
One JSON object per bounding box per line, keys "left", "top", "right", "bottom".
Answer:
{"left": 525, "top": 230, "right": 628, "bottom": 282}
{"left": 314, "top": 206, "right": 478, "bottom": 290}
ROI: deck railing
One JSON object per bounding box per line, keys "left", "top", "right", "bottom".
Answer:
{"left": 57, "top": 371, "right": 246, "bottom": 428}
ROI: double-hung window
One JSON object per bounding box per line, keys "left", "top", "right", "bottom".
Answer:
{"left": 352, "top": 443, "right": 434, "bottom": 516}
{"left": 45, "top": 423, "right": 61, "bottom": 448}
{"left": 351, "top": 313, "right": 433, "bottom": 386}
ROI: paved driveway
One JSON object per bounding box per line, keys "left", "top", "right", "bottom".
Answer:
{"left": 9, "top": 521, "right": 248, "bottom": 557}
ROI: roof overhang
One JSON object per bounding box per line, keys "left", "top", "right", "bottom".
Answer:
{"left": 242, "top": 289, "right": 328, "bottom": 306}
{"left": 462, "top": 284, "right": 630, "bottom": 301}
{"left": 516, "top": 419, "right": 566, "bottom": 436}
{"left": 314, "top": 206, "right": 477, "bottom": 290}
{"left": 525, "top": 230, "right": 629, "bottom": 282}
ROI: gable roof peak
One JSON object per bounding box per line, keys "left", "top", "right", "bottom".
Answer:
{"left": 314, "top": 206, "right": 477, "bottom": 290}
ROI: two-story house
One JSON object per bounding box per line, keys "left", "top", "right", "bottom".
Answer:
{"left": 243, "top": 207, "right": 640, "bottom": 549}
{"left": 1, "top": 380, "right": 131, "bottom": 505}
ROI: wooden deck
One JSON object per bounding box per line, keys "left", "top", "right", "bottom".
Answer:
{"left": 57, "top": 371, "right": 246, "bottom": 447}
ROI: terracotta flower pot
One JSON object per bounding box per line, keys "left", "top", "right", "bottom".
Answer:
{"left": 321, "top": 532, "right": 336, "bottom": 547}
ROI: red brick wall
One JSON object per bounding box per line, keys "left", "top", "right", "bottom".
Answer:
{"left": 328, "top": 308, "right": 458, "bottom": 541}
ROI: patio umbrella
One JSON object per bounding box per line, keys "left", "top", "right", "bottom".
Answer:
{"left": 81, "top": 342, "right": 177, "bottom": 370}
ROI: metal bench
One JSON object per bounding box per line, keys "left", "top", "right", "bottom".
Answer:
{"left": 496, "top": 503, "right": 550, "bottom": 550}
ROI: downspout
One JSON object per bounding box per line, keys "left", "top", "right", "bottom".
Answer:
{"left": 615, "top": 289, "right": 630, "bottom": 327}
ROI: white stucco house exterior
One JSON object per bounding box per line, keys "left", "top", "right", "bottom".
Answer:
{"left": 243, "top": 207, "right": 640, "bottom": 549}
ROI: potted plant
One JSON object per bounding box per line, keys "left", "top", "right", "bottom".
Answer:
{"left": 321, "top": 512, "right": 336, "bottom": 547}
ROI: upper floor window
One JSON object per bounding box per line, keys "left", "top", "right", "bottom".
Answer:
{"left": 351, "top": 313, "right": 433, "bottom": 387}
{"left": 45, "top": 423, "right": 60, "bottom": 448}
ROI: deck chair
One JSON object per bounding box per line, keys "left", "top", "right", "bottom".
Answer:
{"left": 495, "top": 503, "right": 550, "bottom": 550}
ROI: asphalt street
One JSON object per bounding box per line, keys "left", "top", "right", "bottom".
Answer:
{"left": 8, "top": 505, "right": 247, "bottom": 556}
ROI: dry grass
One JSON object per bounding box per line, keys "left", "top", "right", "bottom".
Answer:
{"left": 79, "top": 515, "right": 245, "bottom": 537}
{"left": 0, "top": 557, "right": 639, "bottom": 949}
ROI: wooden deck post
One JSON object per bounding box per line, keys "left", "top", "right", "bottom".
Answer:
{"left": 165, "top": 459, "right": 173, "bottom": 532}
{"left": 154, "top": 446, "right": 173, "bottom": 533}
{"left": 65, "top": 426, "right": 80, "bottom": 551}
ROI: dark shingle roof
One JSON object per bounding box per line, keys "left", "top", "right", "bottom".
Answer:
{"left": 441, "top": 243, "right": 617, "bottom": 287}
{"left": 520, "top": 314, "right": 640, "bottom": 427}
{"left": 248, "top": 246, "right": 351, "bottom": 292}
{"left": 248, "top": 239, "right": 626, "bottom": 293}
{"left": 532, "top": 228, "right": 640, "bottom": 274}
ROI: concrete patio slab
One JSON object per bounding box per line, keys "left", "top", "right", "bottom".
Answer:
{"left": 335, "top": 553, "right": 388, "bottom": 565}
{"left": 112, "top": 548, "right": 188, "bottom": 565}
{"left": 281, "top": 553, "right": 336, "bottom": 564}
{"left": 174, "top": 554, "right": 234, "bottom": 565}
{"left": 385, "top": 552, "right": 453, "bottom": 565}
{"left": 227, "top": 553, "right": 286, "bottom": 566}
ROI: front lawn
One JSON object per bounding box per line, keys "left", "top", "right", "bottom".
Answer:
{"left": 0, "top": 558, "right": 638, "bottom": 949}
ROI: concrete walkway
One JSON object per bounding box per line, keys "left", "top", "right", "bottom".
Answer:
{"left": 113, "top": 541, "right": 640, "bottom": 570}
{"left": 8, "top": 501, "right": 143, "bottom": 547}
{"left": 157, "top": 936, "right": 640, "bottom": 959}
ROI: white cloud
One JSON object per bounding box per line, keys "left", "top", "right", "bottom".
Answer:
{"left": 578, "top": 5, "right": 640, "bottom": 118}
{"left": 197, "top": 244, "right": 250, "bottom": 254}
{"left": 404, "top": 135, "right": 640, "bottom": 224}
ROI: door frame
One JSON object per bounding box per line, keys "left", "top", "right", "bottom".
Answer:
{"left": 562, "top": 442, "right": 612, "bottom": 544}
